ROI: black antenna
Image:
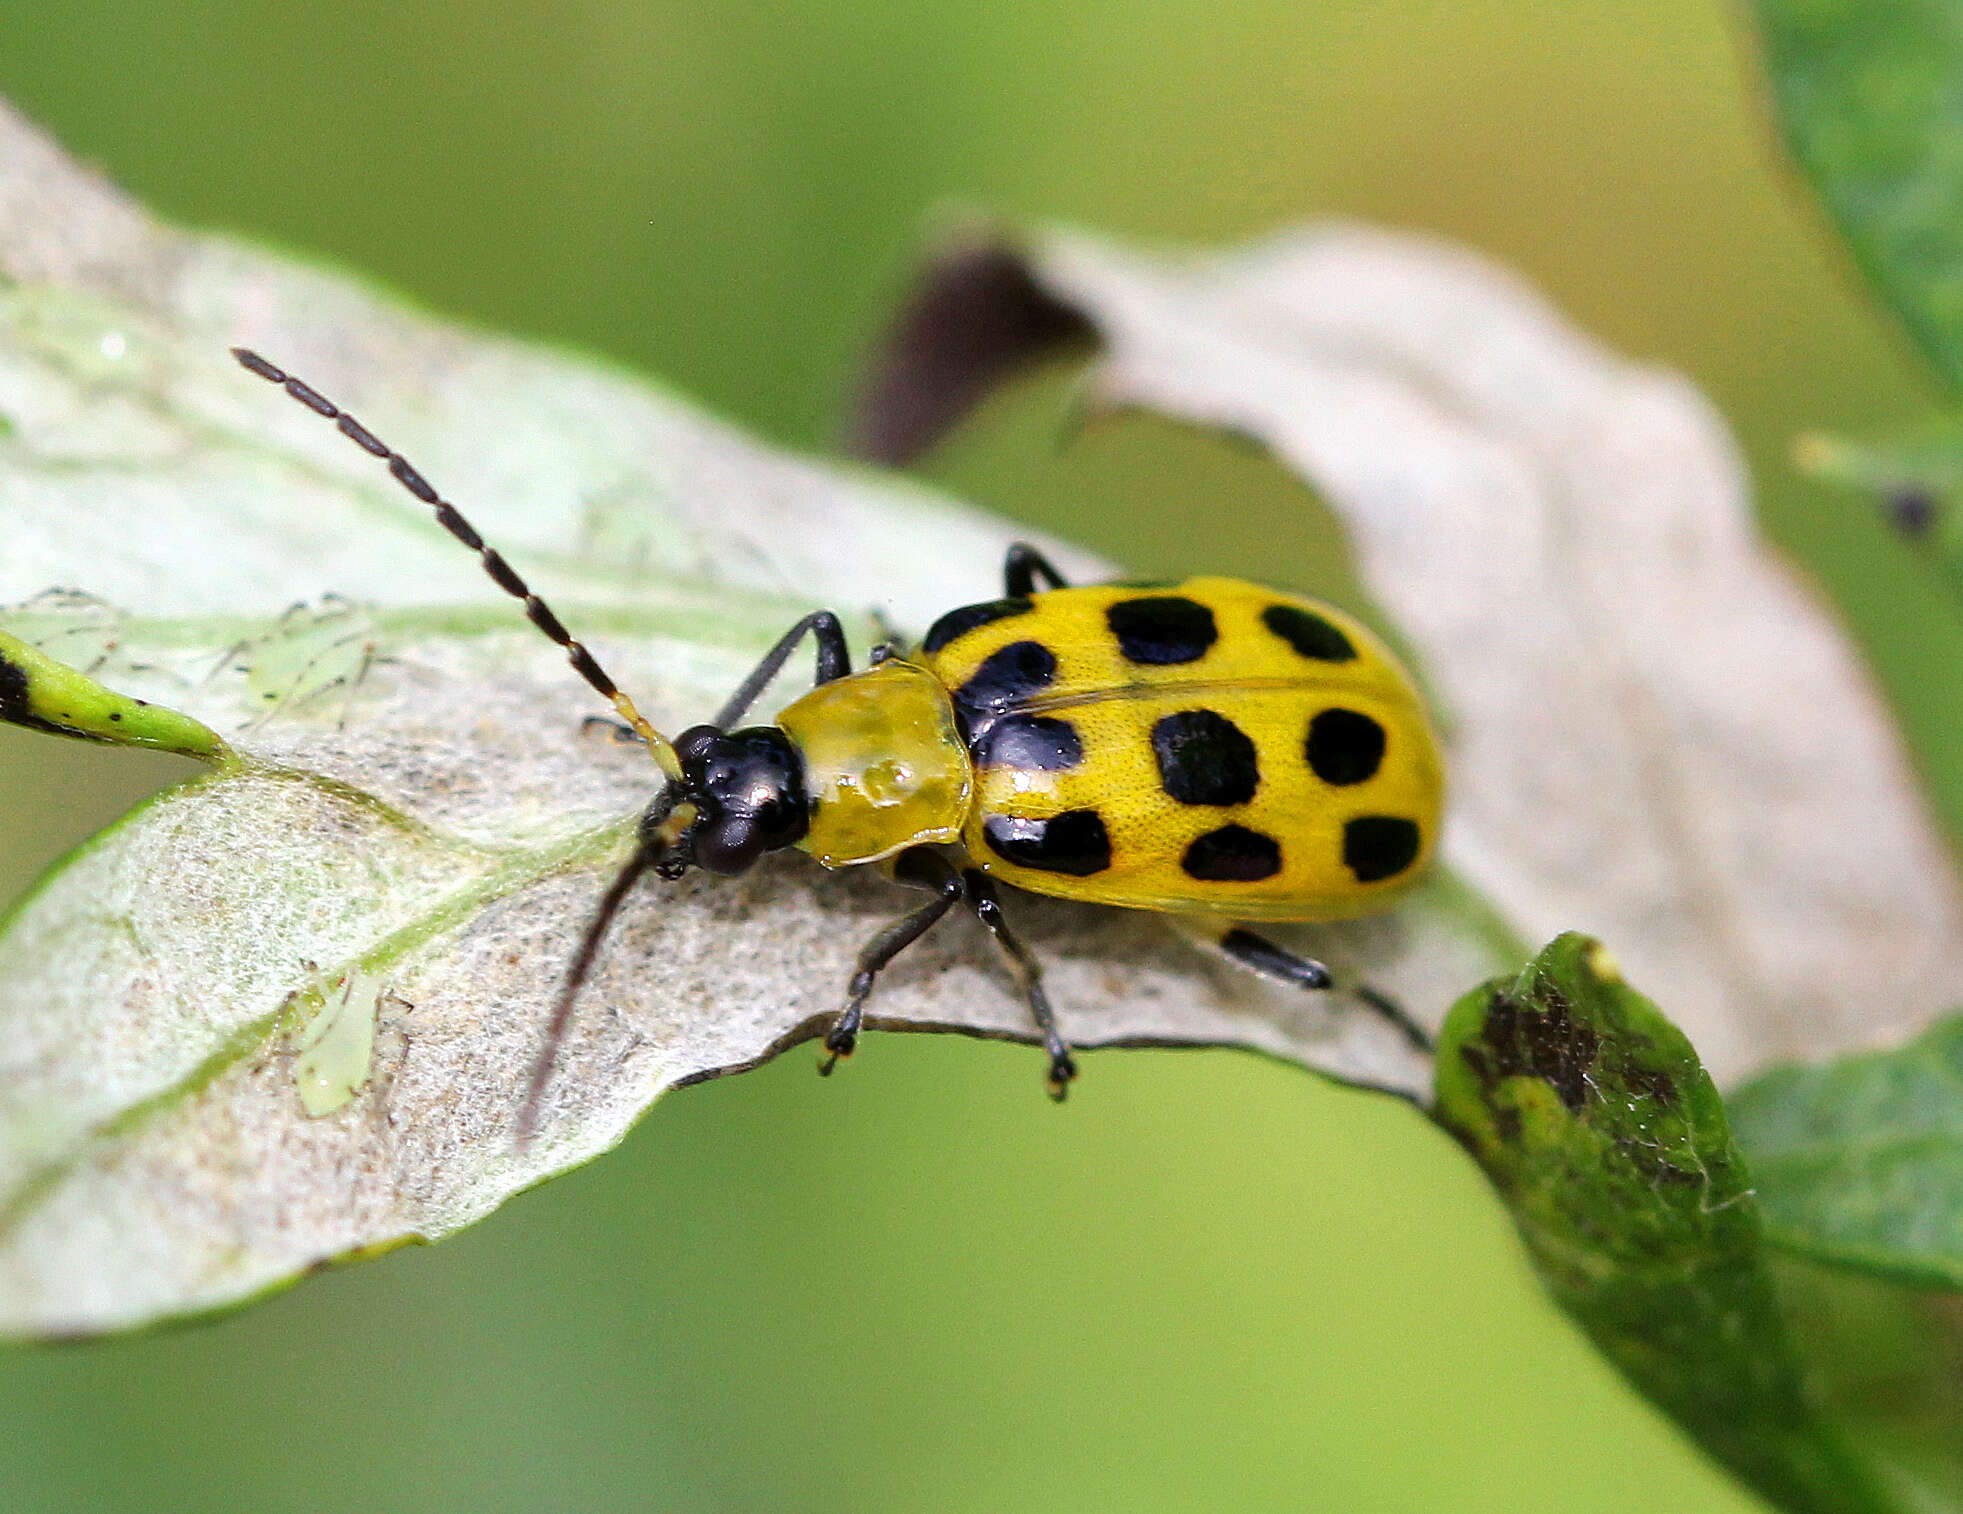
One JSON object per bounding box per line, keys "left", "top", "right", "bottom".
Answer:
{"left": 514, "top": 844, "right": 658, "bottom": 1147}
{"left": 234, "top": 348, "right": 707, "bottom": 1146}
{"left": 230, "top": 348, "right": 685, "bottom": 786}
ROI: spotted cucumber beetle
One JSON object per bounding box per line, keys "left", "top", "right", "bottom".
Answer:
{"left": 233, "top": 348, "right": 1443, "bottom": 1129}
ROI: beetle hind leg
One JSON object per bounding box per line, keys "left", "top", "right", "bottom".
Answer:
{"left": 1003, "top": 543, "right": 1070, "bottom": 597}
{"left": 1206, "top": 922, "right": 1433, "bottom": 1055}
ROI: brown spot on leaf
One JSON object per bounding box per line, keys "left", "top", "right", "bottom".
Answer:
{"left": 1619, "top": 1059, "right": 1680, "bottom": 1111}
{"left": 1461, "top": 981, "right": 1598, "bottom": 1112}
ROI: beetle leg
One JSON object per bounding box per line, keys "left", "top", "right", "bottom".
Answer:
{"left": 712, "top": 610, "right": 851, "bottom": 730}
{"left": 821, "top": 846, "right": 964, "bottom": 1075}
{"left": 516, "top": 844, "right": 661, "bottom": 1146}
{"left": 579, "top": 714, "right": 645, "bottom": 746}
{"left": 867, "top": 606, "right": 907, "bottom": 657}
{"left": 1207, "top": 923, "right": 1434, "bottom": 1054}
{"left": 960, "top": 868, "right": 1077, "bottom": 1099}
{"left": 1003, "top": 542, "right": 1070, "bottom": 597}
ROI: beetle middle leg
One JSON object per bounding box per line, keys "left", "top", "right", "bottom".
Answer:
{"left": 580, "top": 714, "right": 646, "bottom": 746}
{"left": 1207, "top": 922, "right": 1433, "bottom": 1054}
{"left": 1003, "top": 543, "right": 1070, "bottom": 597}
{"left": 961, "top": 868, "right": 1077, "bottom": 1100}
{"left": 821, "top": 846, "right": 964, "bottom": 1075}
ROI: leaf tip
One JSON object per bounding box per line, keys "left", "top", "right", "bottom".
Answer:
{"left": 847, "top": 231, "right": 1097, "bottom": 465}
{"left": 0, "top": 627, "right": 230, "bottom": 762}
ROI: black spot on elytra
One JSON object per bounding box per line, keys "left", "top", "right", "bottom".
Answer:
{"left": 921, "top": 596, "right": 1033, "bottom": 654}
{"left": 1182, "top": 824, "right": 1282, "bottom": 882}
{"left": 1306, "top": 708, "right": 1385, "bottom": 786}
{"left": 1152, "top": 710, "right": 1258, "bottom": 805}
{"left": 1460, "top": 983, "right": 1598, "bottom": 1112}
{"left": 1342, "top": 815, "right": 1420, "bottom": 882}
{"left": 983, "top": 809, "right": 1112, "bottom": 875}
{"left": 1108, "top": 596, "right": 1217, "bottom": 665}
{"left": 1262, "top": 604, "right": 1357, "bottom": 662}
{"left": 973, "top": 713, "right": 1083, "bottom": 771}
{"left": 952, "top": 639, "right": 1057, "bottom": 734}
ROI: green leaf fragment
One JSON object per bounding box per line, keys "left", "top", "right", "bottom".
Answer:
{"left": 1731, "top": 1010, "right": 1963, "bottom": 1289}
{"left": 0, "top": 625, "right": 229, "bottom": 761}
{"left": 1776, "top": 1259, "right": 1963, "bottom": 1511}
{"left": 1785, "top": 421, "right": 1963, "bottom": 698}
{"left": 1793, "top": 421, "right": 1963, "bottom": 607}
{"left": 1433, "top": 934, "right": 1895, "bottom": 1514}
{"left": 1750, "top": 0, "right": 1963, "bottom": 395}
{"left": 1795, "top": 423, "right": 1963, "bottom": 499}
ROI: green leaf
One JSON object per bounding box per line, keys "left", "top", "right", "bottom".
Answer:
{"left": 1777, "top": 1259, "right": 1963, "bottom": 1510}
{"left": 1433, "top": 934, "right": 1896, "bottom": 1514}
{"left": 1794, "top": 420, "right": 1963, "bottom": 601}
{"left": 1749, "top": 0, "right": 1963, "bottom": 396}
{"left": 0, "top": 624, "right": 229, "bottom": 760}
{"left": 0, "top": 101, "right": 1514, "bottom": 1339}
{"left": 1731, "top": 1010, "right": 1963, "bottom": 1288}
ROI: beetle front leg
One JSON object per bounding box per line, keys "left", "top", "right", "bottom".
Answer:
{"left": 821, "top": 847, "right": 964, "bottom": 1075}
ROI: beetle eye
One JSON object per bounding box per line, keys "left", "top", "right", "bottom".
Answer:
{"left": 674, "top": 725, "right": 721, "bottom": 768}
{"left": 693, "top": 814, "right": 764, "bottom": 876}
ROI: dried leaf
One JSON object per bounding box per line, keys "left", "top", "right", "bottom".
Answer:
{"left": 856, "top": 223, "right": 1963, "bottom": 1084}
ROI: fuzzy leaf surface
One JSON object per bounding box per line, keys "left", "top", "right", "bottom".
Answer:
{"left": 0, "top": 102, "right": 1510, "bottom": 1338}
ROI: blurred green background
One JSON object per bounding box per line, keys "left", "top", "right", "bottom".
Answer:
{"left": 2, "top": 2, "right": 1954, "bottom": 1510}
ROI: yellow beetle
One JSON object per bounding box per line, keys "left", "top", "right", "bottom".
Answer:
{"left": 235, "top": 350, "right": 1443, "bottom": 1125}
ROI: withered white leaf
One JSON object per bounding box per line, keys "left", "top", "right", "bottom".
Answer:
{"left": 856, "top": 224, "right": 1963, "bottom": 1086}
{"left": 0, "top": 104, "right": 1503, "bottom": 1339}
